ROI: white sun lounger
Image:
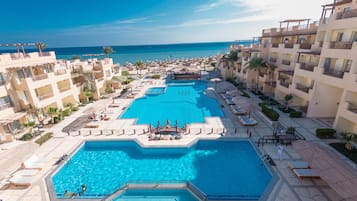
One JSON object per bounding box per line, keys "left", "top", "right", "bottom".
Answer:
{"left": 288, "top": 161, "right": 310, "bottom": 169}
{"left": 22, "top": 155, "right": 47, "bottom": 169}
{"left": 230, "top": 105, "right": 247, "bottom": 115}
{"left": 9, "top": 175, "right": 33, "bottom": 187}
{"left": 238, "top": 115, "right": 258, "bottom": 126}
{"left": 292, "top": 168, "right": 320, "bottom": 179}
{"left": 13, "top": 169, "right": 39, "bottom": 177}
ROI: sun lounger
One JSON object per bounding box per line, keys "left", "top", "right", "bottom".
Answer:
{"left": 13, "top": 169, "right": 39, "bottom": 177}
{"left": 288, "top": 161, "right": 310, "bottom": 169}
{"left": 22, "top": 155, "right": 47, "bottom": 169}
{"left": 292, "top": 168, "right": 320, "bottom": 179}
{"left": 230, "top": 105, "right": 247, "bottom": 115}
{"left": 238, "top": 115, "right": 258, "bottom": 126}
{"left": 9, "top": 175, "right": 33, "bottom": 187}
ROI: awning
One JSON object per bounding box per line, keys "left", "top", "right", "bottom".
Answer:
{"left": 0, "top": 112, "right": 27, "bottom": 124}
{"left": 293, "top": 140, "right": 357, "bottom": 201}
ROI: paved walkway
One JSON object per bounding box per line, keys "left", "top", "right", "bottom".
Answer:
{"left": 0, "top": 80, "right": 354, "bottom": 201}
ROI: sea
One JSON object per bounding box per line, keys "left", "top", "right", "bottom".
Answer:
{"left": 1, "top": 41, "right": 254, "bottom": 65}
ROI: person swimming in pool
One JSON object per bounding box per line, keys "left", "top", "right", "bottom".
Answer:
{"left": 78, "top": 184, "right": 87, "bottom": 195}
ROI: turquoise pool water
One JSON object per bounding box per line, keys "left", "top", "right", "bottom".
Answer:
{"left": 52, "top": 140, "right": 272, "bottom": 200}
{"left": 114, "top": 189, "right": 199, "bottom": 201}
{"left": 120, "top": 80, "right": 224, "bottom": 127}
{"left": 146, "top": 86, "right": 166, "bottom": 95}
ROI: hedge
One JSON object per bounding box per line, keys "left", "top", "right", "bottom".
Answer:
{"left": 19, "top": 133, "right": 33, "bottom": 141}
{"left": 316, "top": 128, "right": 336, "bottom": 139}
{"left": 35, "top": 132, "right": 53, "bottom": 145}
{"left": 260, "top": 104, "right": 280, "bottom": 121}
{"left": 289, "top": 111, "right": 303, "bottom": 118}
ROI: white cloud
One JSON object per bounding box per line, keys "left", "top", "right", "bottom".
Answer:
{"left": 196, "top": 0, "right": 332, "bottom": 21}
{"left": 113, "top": 17, "right": 150, "bottom": 24}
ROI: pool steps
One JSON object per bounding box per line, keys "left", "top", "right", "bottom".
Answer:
{"left": 103, "top": 182, "right": 205, "bottom": 201}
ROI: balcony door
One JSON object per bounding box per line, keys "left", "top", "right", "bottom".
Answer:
{"left": 336, "top": 32, "right": 343, "bottom": 42}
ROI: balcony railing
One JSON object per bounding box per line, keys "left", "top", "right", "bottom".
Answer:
{"left": 281, "top": 60, "right": 291, "bottom": 66}
{"left": 58, "top": 86, "right": 71, "bottom": 92}
{"left": 269, "top": 58, "right": 277, "bottom": 63}
{"left": 295, "top": 83, "right": 311, "bottom": 93}
{"left": 0, "top": 103, "right": 11, "bottom": 110}
{"left": 299, "top": 63, "right": 315, "bottom": 72}
{"left": 347, "top": 102, "right": 357, "bottom": 114}
{"left": 55, "top": 70, "right": 66, "bottom": 75}
{"left": 37, "top": 93, "right": 53, "bottom": 100}
{"left": 271, "top": 43, "right": 279, "bottom": 48}
{"left": 299, "top": 43, "right": 312, "bottom": 49}
{"left": 279, "top": 80, "right": 290, "bottom": 88}
{"left": 329, "top": 41, "right": 353, "bottom": 49}
{"left": 323, "top": 69, "right": 345, "bottom": 78}
{"left": 32, "top": 74, "right": 48, "bottom": 81}
{"left": 284, "top": 43, "right": 294, "bottom": 48}
{"left": 336, "top": 9, "right": 357, "bottom": 20}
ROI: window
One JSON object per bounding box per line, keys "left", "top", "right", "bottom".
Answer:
{"left": 352, "top": 31, "right": 357, "bottom": 42}
{"left": 336, "top": 32, "right": 343, "bottom": 42}
{"left": 0, "top": 73, "right": 5, "bottom": 85}
{"left": 343, "top": 59, "right": 352, "bottom": 72}
{"left": 0, "top": 96, "right": 11, "bottom": 110}
{"left": 105, "top": 70, "right": 111, "bottom": 77}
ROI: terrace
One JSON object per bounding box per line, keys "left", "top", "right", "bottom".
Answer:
{"left": 329, "top": 41, "right": 353, "bottom": 49}
{"left": 262, "top": 19, "right": 318, "bottom": 37}
{"left": 336, "top": 8, "right": 357, "bottom": 20}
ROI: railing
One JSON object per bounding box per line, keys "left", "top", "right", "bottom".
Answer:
{"left": 279, "top": 80, "right": 290, "bottom": 88}
{"left": 32, "top": 74, "right": 48, "bottom": 81}
{"left": 54, "top": 70, "right": 66, "bottom": 75}
{"left": 0, "top": 103, "right": 11, "bottom": 110}
{"left": 269, "top": 58, "right": 277, "bottom": 63}
{"left": 295, "top": 83, "right": 311, "bottom": 93}
{"left": 271, "top": 43, "right": 279, "bottom": 48}
{"left": 346, "top": 102, "right": 357, "bottom": 114}
{"left": 41, "top": 52, "right": 52, "bottom": 57}
{"left": 284, "top": 43, "right": 294, "bottom": 48}
{"left": 281, "top": 59, "right": 291, "bottom": 66}
{"left": 299, "top": 43, "right": 312, "bottom": 49}
{"left": 37, "top": 93, "right": 53, "bottom": 100}
{"left": 336, "top": 9, "right": 357, "bottom": 20}
{"left": 58, "top": 87, "right": 71, "bottom": 92}
{"left": 323, "top": 69, "right": 345, "bottom": 78}
{"left": 299, "top": 63, "right": 315, "bottom": 71}
{"left": 329, "top": 41, "right": 353, "bottom": 49}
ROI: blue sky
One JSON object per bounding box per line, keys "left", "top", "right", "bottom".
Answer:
{"left": 1, "top": 0, "right": 331, "bottom": 47}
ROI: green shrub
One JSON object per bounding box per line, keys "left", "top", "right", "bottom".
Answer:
{"left": 260, "top": 104, "right": 280, "bottom": 121}
{"left": 151, "top": 74, "right": 161, "bottom": 79}
{"left": 35, "top": 132, "right": 53, "bottom": 145}
{"left": 316, "top": 128, "right": 336, "bottom": 139}
{"left": 19, "top": 133, "right": 33, "bottom": 141}
{"left": 71, "top": 107, "right": 79, "bottom": 112}
{"left": 278, "top": 106, "right": 295, "bottom": 113}
{"left": 24, "top": 121, "right": 36, "bottom": 127}
{"left": 54, "top": 116, "right": 61, "bottom": 124}
{"left": 290, "top": 111, "right": 303, "bottom": 118}
{"left": 286, "top": 127, "right": 296, "bottom": 135}
{"left": 105, "top": 87, "right": 114, "bottom": 94}
{"left": 62, "top": 109, "right": 71, "bottom": 117}
{"left": 121, "top": 71, "right": 129, "bottom": 76}
{"left": 240, "top": 91, "right": 250, "bottom": 98}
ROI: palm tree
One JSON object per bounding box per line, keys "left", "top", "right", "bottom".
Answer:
{"left": 82, "top": 79, "right": 97, "bottom": 102}
{"left": 135, "top": 60, "right": 144, "bottom": 77}
{"left": 245, "top": 57, "right": 266, "bottom": 93}
{"left": 47, "top": 107, "right": 58, "bottom": 124}
{"left": 103, "top": 46, "right": 113, "bottom": 58}
{"left": 284, "top": 94, "right": 293, "bottom": 111}
{"left": 36, "top": 42, "right": 47, "bottom": 56}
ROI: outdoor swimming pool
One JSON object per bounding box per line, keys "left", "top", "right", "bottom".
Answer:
{"left": 146, "top": 86, "right": 166, "bottom": 95}
{"left": 120, "top": 80, "right": 224, "bottom": 127}
{"left": 51, "top": 140, "right": 273, "bottom": 200}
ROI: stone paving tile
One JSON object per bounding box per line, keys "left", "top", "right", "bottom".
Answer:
{"left": 294, "top": 187, "right": 329, "bottom": 201}
{"left": 272, "top": 183, "right": 300, "bottom": 201}
{"left": 321, "top": 188, "right": 343, "bottom": 201}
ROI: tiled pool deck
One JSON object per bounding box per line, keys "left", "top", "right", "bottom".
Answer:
{"left": 0, "top": 80, "right": 355, "bottom": 201}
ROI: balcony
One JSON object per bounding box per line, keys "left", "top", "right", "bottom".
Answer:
{"left": 284, "top": 43, "right": 294, "bottom": 48}
{"left": 299, "top": 63, "right": 315, "bottom": 72}
{"left": 329, "top": 41, "right": 353, "bottom": 49}
{"left": 269, "top": 58, "right": 277, "bottom": 63}
{"left": 281, "top": 60, "right": 291, "bottom": 66}
{"left": 58, "top": 86, "right": 71, "bottom": 92}
{"left": 336, "top": 9, "right": 357, "bottom": 20}
{"left": 37, "top": 93, "right": 53, "bottom": 100}
{"left": 271, "top": 43, "right": 279, "bottom": 48}
{"left": 323, "top": 69, "right": 345, "bottom": 78}
{"left": 55, "top": 70, "right": 67, "bottom": 76}
{"left": 299, "top": 43, "right": 312, "bottom": 49}
{"left": 32, "top": 74, "right": 48, "bottom": 81}
{"left": 279, "top": 80, "right": 290, "bottom": 88}
{"left": 0, "top": 103, "right": 11, "bottom": 111}
{"left": 295, "top": 83, "right": 311, "bottom": 93}
{"left": 347, "top": 102, "right": 357, "bottom": 114}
